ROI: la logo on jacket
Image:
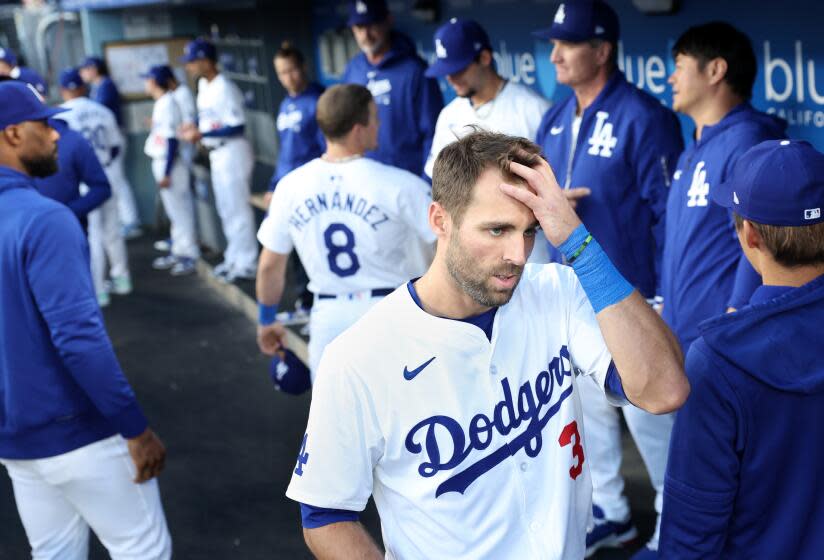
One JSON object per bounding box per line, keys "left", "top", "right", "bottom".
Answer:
{"left": 587, "top": 111, "right": 618, "bottom": 158}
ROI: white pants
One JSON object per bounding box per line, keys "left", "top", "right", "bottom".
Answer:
{"left": 107, "top": 151, "right": 140, "bottom": 228}
{"left": 88, "top": 197, "right": 130, "bottom": 294}
{"left": 308, "top": 294, "right": 383, "bottom": 381}
{"left": 1, "top": 436, "right": 171, "bottom": 560}
{"left": 209, "top": 139, "right": 257, "bottom": 271}
{"left": 152, "top": 159, "right": 199, "bottom": 260}
{"left": 580, "top": 374, "right": 674, "bottom": 527}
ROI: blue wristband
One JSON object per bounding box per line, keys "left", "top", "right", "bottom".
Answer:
{"left": 559, "top": 225, "right": 634, "bottom": 314}
{"left": 258, "top": 303, "right": 278, "bottom": 325}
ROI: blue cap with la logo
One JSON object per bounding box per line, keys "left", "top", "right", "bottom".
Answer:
{"left": 533, "top": 0, "right": 620, "bottom": 43}
{"left": 712, "top": 139, "right": 824, "bottom": 226}
{"left": 179, "top": 38, "right": 217, "bottom": 63}
{"left": 425, "top": 18, "right": 492, "bottom": 78}
{"left": 347, "top": 0, "right": 389, "bottom": 26}
{"left": 0, "top": 81, "right": 66, "bottom": 130}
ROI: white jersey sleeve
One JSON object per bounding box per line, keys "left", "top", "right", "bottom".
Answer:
{"left": 219, "top": 76, "right": 246, "bottom": 127}
{"left": 285, "top": 344, "right": 383, "bottom": 511}
{"left": 257, "top": 180, "right": 294, "bottom": 255}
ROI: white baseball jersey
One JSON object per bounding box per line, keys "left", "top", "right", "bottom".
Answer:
{"left": 144, "top": 92, "right": 181, "bottom": 160}
{"left": 286, "top": 264, "right": 626, "bottom": 559}
{"left": 59, "top": 97, "right": 123, "bottom": 169}
{"left": 196, "top": 73, "right": 246, "bottom": 149}
{"left": 424, "top": 81, "right": 551, "bottom": 178}
{"left": 257, "top": 157, "right": 435, "bottom": 295}
{"left": 172, "top": 84, "right": 197, "bottom": 125}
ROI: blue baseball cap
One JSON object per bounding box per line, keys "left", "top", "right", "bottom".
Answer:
{"left": 79, "top": 56, "right": 105, "bottom": 70}
{"left": 712, "top": 139, "right": 824, "bottom": 226}
{"left": 0, "top": 81, "right": 67, "bottom": 129}
{"left": 533, "top": 0, "right": 620, "bottom": 43}
{"left": 140, "top": 64, "right": 175, "bottom": 88}
{"left": 425, "top": 18, "right": 493, "bottom": 78}
{"left": 269, "top": 349, "right": 311, "bottom": 395}
{"left": 180, "top": 38, "right": 217, "bottom": 63}
{"left": 59, "top": 67, "right": 84, "bottom": 90}
{"left": 347, "top": 0, "right": 389, "bottom": 26}
{"left": 0, "top": 46, "right": 18, "bottom": 66}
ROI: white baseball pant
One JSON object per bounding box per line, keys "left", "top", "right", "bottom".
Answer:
{"left": 152, "top": 159, "right": 199, "bottom": 260}
{"left": 208, "top": 139, "right": 258, "bottom": 272}
{"left": 88, "top": 197, "right": 130, "bottom": 294}
{"left": 107, "top": 150, "right": 140, "bottom": 229}
{"left": 0, "top": 435, "right": 171, "bottom": 560}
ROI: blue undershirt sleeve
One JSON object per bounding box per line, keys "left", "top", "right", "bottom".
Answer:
{"left": 604, "top": 361, "right": 627, "bottom": 403}
{"left": 201, "top": 124, "right": 245, "bottom": 139}
{"left": 164, "top": 138, "right": 179, "bottom": 177}
{"left": 300, "top": 503, "right": 360, "bottom": 529}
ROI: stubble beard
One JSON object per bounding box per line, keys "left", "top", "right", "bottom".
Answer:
{"left": 445, "top": 232, "right": 523, "bottom": 308}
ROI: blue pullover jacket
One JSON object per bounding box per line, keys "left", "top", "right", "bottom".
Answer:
{"left": 91, "top": 76, "right": 123, "bottom": 126}
{"left": 0, "top": 166, "right": 147, "bottom": 460}
{"left": 34, "top": 121, "right": 111, "bottom": 224}
{"left": 661, "top": 104, "right": 786, "bottom": 351}
{"left": 342, "top": 31, "right": 443, "bottom": 175}
{"left": 660, "top": 275, "right": 824, "bottom": 559}
{"left": 268, "top": 82, "right": 326, "bottom": 191}
{"left": 536, "top": 71, "right": 683, "bottom": 298}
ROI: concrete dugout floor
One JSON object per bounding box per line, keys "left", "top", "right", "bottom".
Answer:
{"left": 0, "top": 238, "right": 654, "bottom": 559}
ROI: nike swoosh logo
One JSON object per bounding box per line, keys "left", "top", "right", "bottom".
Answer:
{"left": 550, "top": 125, "right": 564, "bottom": 135}
{"left": 403, "top": 357, "right": 436, "bottom": 380}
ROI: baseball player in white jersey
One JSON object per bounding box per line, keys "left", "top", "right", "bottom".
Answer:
{"left": 179, "top": 39, "right": 258, "bottom": 283}
{"left": 170, "top": 74, "right": 197, "bottom": 166}
{"left": 143, "top": 65, "right": 199, "bottom": 276}
{"left": 257, "top": 84, "right": 435, "bottom": 377}
{"left": 284, "top": 130, "right": 689, "bottom": 559}
{"left": 424, "top": 18, "right": 552, "bottom": 263}
{"left": 58, "top": 68, "right": 132, "bottom": 306}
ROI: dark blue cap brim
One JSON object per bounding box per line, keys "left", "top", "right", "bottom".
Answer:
{"left": 425, "top": 56, "right": 474, "bottom": 78}
{"left": 29, "top": 106, "right": 69, "bottom": 123}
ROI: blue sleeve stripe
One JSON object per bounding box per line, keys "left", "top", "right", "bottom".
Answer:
{"left": 300, "top": 503, "right": 359, "bottom": 529}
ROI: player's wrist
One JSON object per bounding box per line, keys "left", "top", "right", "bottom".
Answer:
{"left": 562, "top": 227, "right": 633, "bottom": 314}
{"left": 258, "top": 302, "right": 279, "bottom": 325}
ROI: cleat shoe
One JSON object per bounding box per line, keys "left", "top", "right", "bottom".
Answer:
{"left": 152, "top": 255, "right": 178, "bottom": 271}
{"left": 97, "top": 291, "right": 110, "bottom": 308}
{"left": 153, "top": 238, "right": 172, "bottom": 252}
{"left": 585, "top": 505, "right": 638, "bottom": 558}
{"left": 110, "top": 275, "right": 133, "bottom": 295}
{"left": 212, "top": 261, "right": 232, "bottom": 280}
{"left": 170, "top": 258, "right": 196, "bottom": 276}
{"left": 630, "top": 543, "right": 658, "bottom": 560}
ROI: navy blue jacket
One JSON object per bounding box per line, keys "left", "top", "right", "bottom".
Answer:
{"left": 536, "top": 71, "right": 683, "bottom": 298}
{"left": 661, "top": 104, "right": 786, "bottom": 351}
{"left": 268, "top": 82, "right": 326, "bottom": 191}
{"left": 92, "top": 77, "right": 123, "bottom": 126}
{"left": 661, "top": 276, "right": 824, "bottom": 559}
{"left": 34, "top": 121, "right": 111, "bottom": 224}
{"left": 0, "top": 166, "right": 146, "bottom": 460}
{"left": 342, "top": 31, "right": 443, "bottom": 175}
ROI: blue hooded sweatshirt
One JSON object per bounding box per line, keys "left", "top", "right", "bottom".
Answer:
{"left": 661, "top": 104, "right": 786, "bottom": 351}
{"left": 536, "top": 71, "right": 683, "bottom": 298}
{"left": 342, "top": 31, "right": 443, "bottom": 176}
{"left": 34, "top": 121, "right": 111, "bottom": 225}
{"left": 0, "top": 166, "right": 147, "bottom": 460}
{"left": 660, "top": 275, "right": 824, "bottom": 559}
{"left": 268, "top": 82, "right": 326, "bottom": 191}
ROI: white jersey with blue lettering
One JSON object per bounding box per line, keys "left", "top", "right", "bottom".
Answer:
{"left": 144, "top": 91, "right": 181, "bottom": 160}
{"left": 196, "top": 73, "right": 246, "bottom": 150}
{"left": 257, "top": 156, "right": 435, "bottom": 295}
{"left": 59, "top": 97, "right": 123, "bottom": 169}
{"left": 286, "top": 263, "right": 624, "bottom": 559}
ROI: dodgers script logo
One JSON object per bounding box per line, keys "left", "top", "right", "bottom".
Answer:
{"left": 405, "top": 346, "right": 578, "bottom": 497}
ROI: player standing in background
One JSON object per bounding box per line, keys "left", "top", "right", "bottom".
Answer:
{"left": 533, "top": 2, "right": 683, "bottom": 556}
{"left": 179, "top": 38, "right": 259, "bottom": 283}
{"left": 662, "top": 22, "right": 787, "bottom": 354}
{"left": 342, "top": 0, "right": 443, "bottom": 176}
{"left": 256, "top": 84, "right": 435, "bottom": 377}
{"left": 80, "top": 56, "right": 143, "bottom": 239}
{"left": 263, "top": 41, "right": 326, "bottom": 208}
{"left": 0, "top": 80, "right": 171, "bottom": 560}
{"left": 0, "top": 46, "right": 48, "bottom": 95}
{"left": 284, "top": 130, "right": 688, "bottom": 559}
{"left": 423, "top": 17, "right": 552, "bottom": 262}
{"left": 59, "top": 68, "right": 133, "bottom": 308}
{"left": 143, "top": 65, "right": 199, "bottom": 277}
{"left": 660, "top": 140, "right": 824, "bottom": 559}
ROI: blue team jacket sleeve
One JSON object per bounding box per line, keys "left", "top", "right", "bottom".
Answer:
{"left": 202, "top": 124, "right": 245, "bottom": 138}
{"left": 416, "top": 72, "right": 444, "bottom": 171}
{"left": 24, "top": 209, "right": 148, "bottom": 438}
{"left": 66, "top": 135, "right": 112, "bottom": 219}
{"left": 660, "top": 343, "right": 741, "bottom": 558}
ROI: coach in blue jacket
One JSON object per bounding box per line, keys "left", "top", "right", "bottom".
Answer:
{"left": 342, "top": 0, "right": 443, "bottom": 175}
{"left": 0, "top": 81, "right": 171, "bottom": 558}
{"left": 660, "top": 139, "right": 824, "bottom": 559}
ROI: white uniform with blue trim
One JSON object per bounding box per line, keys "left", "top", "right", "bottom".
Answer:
{"left": 285, "top": 264, "right": 625, "bottom": 559}
{"left": 256, "top": 156, "right": 435, "bottom": 377}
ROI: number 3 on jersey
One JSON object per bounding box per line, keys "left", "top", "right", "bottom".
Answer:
{"left": 324, "top": 223, "right": 361, "bottom": 277}
{"left": 558, "top": 420, "right": 584, "bottom": 480}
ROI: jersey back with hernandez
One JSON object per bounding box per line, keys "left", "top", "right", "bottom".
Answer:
{"left": 286, "top": 264, "right": 622, "bottom": 560}
{"left": 257, "top": 157, "right": 435, "bottom": 295}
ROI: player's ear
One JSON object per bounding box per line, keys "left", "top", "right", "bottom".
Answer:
{"left": 429, "top": 201, "right": 450, "bottom": 238}
{"left": 742, "top": 219, "right": 763, "bottom": 250}
{"left": 707, "top": 57, "right": 728, "bottom": 85}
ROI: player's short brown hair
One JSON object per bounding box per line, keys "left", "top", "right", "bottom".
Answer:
{"left": 734, "top": 214, "right": 824, "bottom": 267}
{"left": 274, "top": 41, "right": 305, "bottom": 66}
{"left": 316, "top": 84, "right": 372, "bottom": 141}
{"left": 432, "top": 129, "right": 544, "bottom": 225}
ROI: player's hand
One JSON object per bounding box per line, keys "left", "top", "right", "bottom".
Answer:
{"left": 158, "top": 176, "right": 171, "bottom": 189}
{"left": 564, "top": 187, "right": 591, "bottom": 210}
{"left": 262, "top": 191, "right": 273, "bottom": 209}
{"left": 178, "top": 123, "right": 201, "bottom": 143}
{"left": 499, "top": 154, "right": 582, "bottom": 247}
{"left": 127, "top": 428, "right": 166, "bottom": 483}
{"left": 257, "top": 322, "right": 288, "bottom": 356}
